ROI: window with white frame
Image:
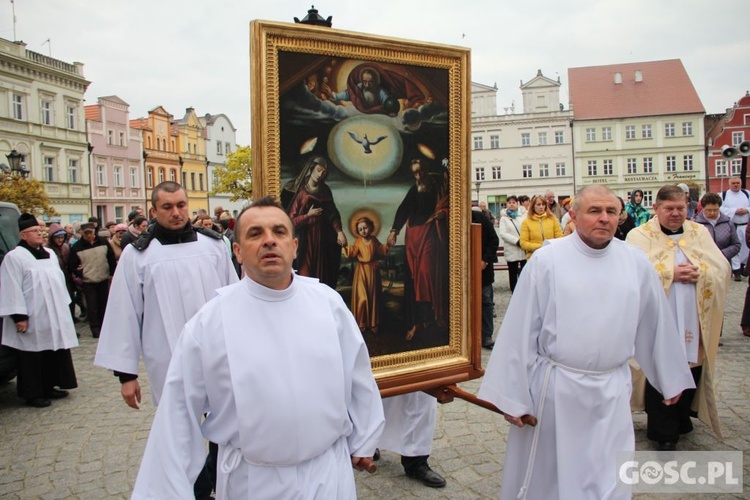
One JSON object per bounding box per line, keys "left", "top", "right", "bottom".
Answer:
{"left": 147, "top": 168, "right": 153, "bottom": 188}
{"left": 555, "top": 131, "right": 564, "bottom": 144}
{"left": 603, "top": 159, "right": 613, "bottom": 175}
{"left": 114, "top": 206, "right": 124, "bottom": 223}
{"left": 114, "top": 165, "right": 123, "bottom": 186}
{"left": 490, "top": 135, "right": 500, "bottom": 149}
{"left": 627, "top": 158, "right": 637, "bottom": 174}
{"left": 556, "top": 162, "right": 566, "bottom": 176}
{"left": 625, "top": 125, "right": 636, "bottom": 140}
{"left": 68, "top": 159, "right": 79, "bottom": 183}
{"left": 665, "top": 123, "right": 675, "bottom": 137}
{"left": 682, "top": 122, "right": 693, "bottom": 136}
{"left": 683, "top": 155, "right": 693, "bottom": 171}
{"left": 538, "top": 132, "right": 547, "bottom": 145}
{"left": 225, "top": 142, "right": 231, "bottom": 154}
{"left": 44, "top": 157, "right": 55, "bottom": 182}
{"left": 182, "top": 171, "right": 187, "bottom": 188}
{"left": 199, "top": 173, "right": 204, "bottom": 191}
{"left": 158, "top": 168, "right": 165, "bottom": 184}
{"left": 643, "top": 157, "right": 653, "bottom": 173}
{"left": 170, "top": 169, "right": 176, "bottom": 182}
{"left": 643, "top": 190, "right": 654, "bottom": 208}
{"left": 642, "top": 124, "right": 652, "bottom": 139}
{"left": 130, "top": 167, "right": 138, "bottom": 187}
{"left": 539, "top": 163, "right": 549, "bottom": 177}
{"left": 473, "top": 136, "right": 483, "bottom": 150}
{"left": 40, "top": 98, "right": 53, "bottom": 125}
{"left": 666, "top": 155, "right": 676, "bottom": 172}
{"left": 602, "top": 127, "right": 612, "bottom": 141}
{"left": 586, "top": 128, "right": 596, "bottom": 142}
{"left": 96, "top": 164, "right": 106, "bottom": 185}
{"left": 217, "top": 141, "right": 223, "bottom": 155}
{"left": 12, "top": 93, "right": 24, "bottom": 120}
{"left": 521, "top": 133, "right": 530, "bottom": 147}
{"left": 108, "top": 130, "right": 113, "bottom": 145}
{"left": 522, "top": 164, "right": 532, "bottom": 178}
{"left": 190, "top": 172, "right": 196, "bottom": 190}
{"left": 211, "top": 170, "right": 218, "bottom": 190}
{"left": 491, "top": 165, "right": 501, "bottom": 179}
{"left": 731, "top": 159, "right": 742, "bottom": 175}
{"left": 733, "top": 131, "right": 744, "bottom": 146}
{"left": 119, "top": 132, "right": 125, "bottom": 146}
{"left": 716, "top": 160, "right": 727, "bottom": 177}
{"left": 587, "top": 160, "right": 597, "bottom": 176}
{"left": 66, "top": 104, "right": 76, "bottom": 129}
{"left": 474, "top": 167, "right": 485, "bottom": 181}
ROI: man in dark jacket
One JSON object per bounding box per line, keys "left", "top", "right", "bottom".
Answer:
{"left": 472, "top": 207, "right": 500, "bottom": 348}
{"left": 694, "top": 193, "right": 740, "bottom": 265}
{"left": 69, "top": 223, "right": 116, "bottom": 338}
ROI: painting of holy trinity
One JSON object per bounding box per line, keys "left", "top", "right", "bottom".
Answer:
{"left": 277, "top": 52, "right": 451, "bottom": 357}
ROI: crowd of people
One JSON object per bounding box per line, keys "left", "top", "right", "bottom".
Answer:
{"left": 2, "top": 176, "right": 749, "bottom": 498}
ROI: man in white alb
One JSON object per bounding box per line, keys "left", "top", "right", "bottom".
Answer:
{"left": 478, "top": 185, "right": 695, "bottom": 500}
{"left": 720, "top": 177, "right": 750, "bottom": 280}
{"left": 131, "top": 196, "right": 384, "bottom": 499}
{"left": 95, "top": 181, "right": 237, "bottom": 498}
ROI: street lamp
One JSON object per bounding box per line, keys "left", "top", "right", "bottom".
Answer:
{"left": 5, "top": 149, "right": 29, "bottom": 178}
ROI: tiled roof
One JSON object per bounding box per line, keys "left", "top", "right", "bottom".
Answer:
{"left": 568, "top": 59, "right": 704, "bottom": 120}
{"left": 84, "top": 105, "right": 101, "bottom": 122}
{"left": 129, "top": 118, "right": 150, "bottom": 130}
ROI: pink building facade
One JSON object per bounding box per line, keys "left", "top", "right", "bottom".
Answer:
{"left": 85, "top": 96, "right": 145, "bottom": 224}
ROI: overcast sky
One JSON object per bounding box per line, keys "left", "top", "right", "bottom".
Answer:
{"left": 3, "top": 0, "right": 748, "bottom": 145}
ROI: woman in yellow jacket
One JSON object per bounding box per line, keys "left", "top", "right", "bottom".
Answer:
{"left": 520, "top": 194, "right": 564, "bottom": 260}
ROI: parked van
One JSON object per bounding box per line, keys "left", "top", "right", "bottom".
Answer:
{"left": 0, "top": 201, "right": 21, "bottom": 382}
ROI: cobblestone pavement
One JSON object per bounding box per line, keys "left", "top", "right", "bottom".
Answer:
{"left": 1, "top": 272, "right": 749, "bottom": 499}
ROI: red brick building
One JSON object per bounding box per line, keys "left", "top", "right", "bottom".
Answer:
{"left": 705, "top": 92, "right": 750, "bottom": 194}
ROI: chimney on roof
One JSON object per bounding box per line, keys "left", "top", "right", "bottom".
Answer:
{"left": 614, "top": 72, "right": 622, "bottom": 84}
{"left": 635, "top": 70, "right": 643, "bottom": 82}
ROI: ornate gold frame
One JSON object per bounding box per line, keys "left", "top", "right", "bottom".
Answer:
{"left": 250, "top": 20, "right": 479, "bottom": 395}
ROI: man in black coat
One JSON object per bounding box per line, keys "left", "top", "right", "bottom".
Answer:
{"left": 472, "top": 207, "right": 500, "bottom": 348}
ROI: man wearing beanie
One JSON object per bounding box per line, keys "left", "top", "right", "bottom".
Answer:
{"left": 0, "top": 213, "right": 78, "bottom": 407}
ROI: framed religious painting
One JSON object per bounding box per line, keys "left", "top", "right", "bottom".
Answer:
{"left": 250, "top": 20, "right": 478, "bottom": 395}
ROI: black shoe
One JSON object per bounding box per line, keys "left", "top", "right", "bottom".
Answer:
{"left": 26, "top": 398, "right": 51, "bottom": 408}
{"left": 373, "top": 448, "right": 380, "bottom": 461}
{"left": 406, "top": 464, "right": 446, "bottom": 488}
{"left": 657, "top": 441, "right": 677, "bottom": 451}
{"left": 46, "top": 389, "right": 69, "bottom": 399}
{"left": 482, "top": 341, "right": 495, "bottom": 349}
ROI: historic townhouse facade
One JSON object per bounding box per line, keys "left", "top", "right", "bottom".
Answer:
{"left": 0, "top": 37, "right": 91, "bottom": 223}
{"left": 85, "top": 96, "right": 145, "bottom": 223}
{"left": 569, "top": 60, "right": 705, "bottom": 208}
{"left": 131, "top": 106, "right": 180, "bottom": 206}
{"left": 471, "top": 71, "right": 574, "bottom": 217}
{"left": 173, "top": 107, "right": 208, "bottom": 216}
{"left": 201, "top": 113, "right": 243, "bottom": 217}
{"left": 705, "top": 92, "right": 750, "bottom": 194}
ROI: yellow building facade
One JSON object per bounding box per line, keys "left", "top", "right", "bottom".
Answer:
{"left": 174, "top": 107, "right": 208, "bottom": 216}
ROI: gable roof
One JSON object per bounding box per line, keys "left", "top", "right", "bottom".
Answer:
{"left": 98, "top": 95, "right": 129, "bottom": 107}
{"left": 568, "top": 59, "right": 704, "bottom": 120}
